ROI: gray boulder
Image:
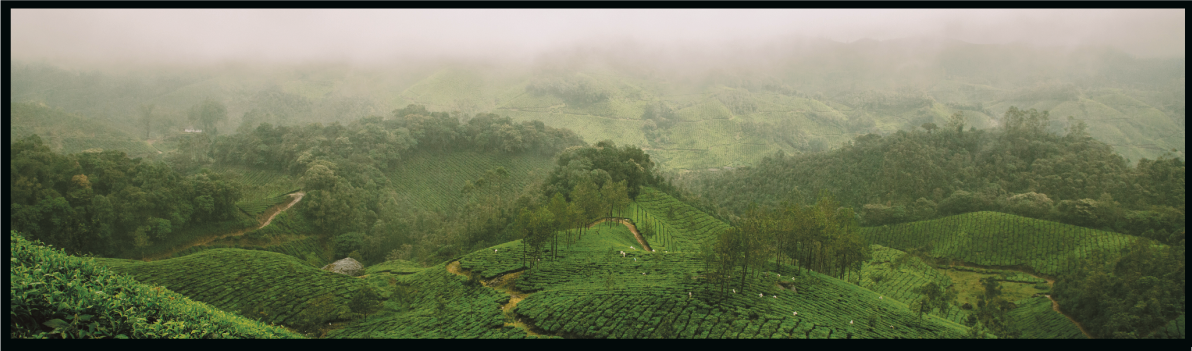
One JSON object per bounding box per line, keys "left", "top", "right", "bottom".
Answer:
{"left": 322, "top": 257, "right": 364, "bottom": 276}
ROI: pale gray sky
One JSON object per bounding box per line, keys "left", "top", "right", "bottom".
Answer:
{"left": 10, "top": 9, "right": 1185, "bottom": 66}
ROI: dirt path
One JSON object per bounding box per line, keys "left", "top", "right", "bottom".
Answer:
{"left": 446, "top": 261, "right": 546, "bottom": 337}
{"left": 587, "top": 217, "right": 652, "bottom": 252}
{"left": 143, "top": 192, "right": 305, "bottom": 261}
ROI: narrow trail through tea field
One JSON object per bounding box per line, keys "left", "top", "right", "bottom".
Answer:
{"left": 587, "top": 217, "right": 653, "bottom": 252}
{"left": 446, "top": 261, "right": 548, "bottom": 337}
{"left": 143, "top": 192, "right": 305, "bottom": 261}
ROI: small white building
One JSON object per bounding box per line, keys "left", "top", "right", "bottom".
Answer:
{"left": 184, "top": 127, "right": 203, "bottom": 133}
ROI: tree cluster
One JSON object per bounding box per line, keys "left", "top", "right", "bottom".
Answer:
{"left": 686, "top": 107, "right": 1185, "bottom": 243}
{"left": 700, "top": 194, "right": 872, "bottom": 295}
{"left": 1052, "top": 237, "right": 1185, "bottom": 338}
{"left": 542, "top": 140, "right": 674, "bottom": 202}
{"left": 9, "top": 135, "right": 243, "bottom": 256}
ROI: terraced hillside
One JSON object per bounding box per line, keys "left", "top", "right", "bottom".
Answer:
{"left": 456, "top": 224, "right": 970, "bottom": 339}
{"left": 859, "top": 211, "right": 1141, "bottom": 278}
{"left": 326, "top": 259, "right": 542, "bottom": 339}
{"left": 624, "top": 187, "right": 731, "bottom": 252}
{"left": 1007, "top": 296, "right": 1087, "bottom": 339}
{"left": 11, "top": 232, "right": 302, "bottom": 339}
{"left": 93, "top": 249, "right": 381, "bottom": 332}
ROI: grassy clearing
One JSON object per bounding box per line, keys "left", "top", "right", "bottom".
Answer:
{"left": 11, "top": 232, "right": 302, "bottom": 339}
{"left": 93, "top": 248, "right": 379, "bottom": 334}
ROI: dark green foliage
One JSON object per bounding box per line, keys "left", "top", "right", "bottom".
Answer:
{"left": 9, "top": 134, "right": 246, "bottom": 257}
{"left": 542, "top": 141, "right": 672, "bottom": 202}
{"left": 93, "top": 248, "right": 376, "bottom": 332}
{"left": 10, "top": 231, "right": 301, "bottom": 339}
{"left": 684, "top": 106, "right": 1184, "bottom": 241}
{"left": 1052, "top": 237, "right": 1184, "bottom": 339}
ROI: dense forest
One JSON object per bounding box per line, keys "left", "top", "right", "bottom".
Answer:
{"left": 682, "top": 107, "right": 1184, "bottom": 244}
{"left": 9, "top": 134, "right": 245, "bottom": 257}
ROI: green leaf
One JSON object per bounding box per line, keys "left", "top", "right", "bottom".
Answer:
{"left": 78, "top": 314, "right": 94, "bottom": 322}
{"left": 115, "top": 334, "right": 129, "bottom": 339}
{"left": 43, "top": 319, "right": 72, "bottom": 330}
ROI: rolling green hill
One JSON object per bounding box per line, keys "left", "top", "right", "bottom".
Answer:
{"left": 15, "top": 40, "right": 1180, "bottom": 172}
{"left": 10, "top": 231, "right": 302, "bottom": 339}
{"left": 859, "top": 211, "right": 1141, "bottom": 279}
{"left": 93, "top": 248, "right": 382, "bottom": 333}
{"left": 9, "top": 101, "right": 159, "bottom": 158}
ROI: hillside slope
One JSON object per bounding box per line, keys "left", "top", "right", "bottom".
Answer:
{"left": 10, "top": 231, "right": 301, "bottom": 339}
{"left": 858, "top": 211, "right": 1140, "bottom": 278}
{"left": 93, "top": 249, "right": 382, "bottom": 333}
{"left": 9, "top": 101, "right": 158, "bottom": 158}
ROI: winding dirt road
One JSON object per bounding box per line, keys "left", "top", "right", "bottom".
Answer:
{"left": 587, "top": 217, "right": 652, "bottom": 252}
{"left": 143, "top": 192, "right": 305, "bottom": 261}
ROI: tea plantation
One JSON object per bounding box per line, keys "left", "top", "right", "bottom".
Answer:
{"left": 1006, "top": 296, "right": 1087, "bottom": 339}
{"left": 92, "top": 248, "right": 381, "bottom": 332}
{"left": 325, "top": 260, "right": 554, "bottom": 339}
{"left": 449, "top": 217, "right": 973, "bottom": 339}
{"left": 10, "top": 231, "right": 302, "bottom": 339}
{"left": 859, "top": 211, "right": 1140, "bottom": 278}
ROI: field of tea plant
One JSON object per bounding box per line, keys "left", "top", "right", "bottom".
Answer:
{"left": 449, "top": 215, "right": 972, "bottom": 339}
{"left": 325, "top": 260, "right": 557, "bottom": 339}
{"left": 625, "top": 187, "right": 731, "bottom": 252}
{"left": 93, "top": 248, "right": 380, "bottom": 332}
{"left": 1007, "top": 296, "right": 1087, "bottom": 339}
{"left": 10, "top": 231, "right": 302, "bottom": 339}
{"left": 859, "top": 211, "right": 1140, "bottom": 278}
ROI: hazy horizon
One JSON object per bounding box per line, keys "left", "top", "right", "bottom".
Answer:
{"left": 11, "top": 9, "right": 1185, "bottom": 70}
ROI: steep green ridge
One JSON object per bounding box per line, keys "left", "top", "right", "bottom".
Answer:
{"left": 9, "top": 102, "right": 158, "bottom": 158}
{"left": 93, "top": 249, "right": 381, "bottom": 332}
{"left": 859, "top": 211, "right": 1140, "bottom": 278}
{"left": 10, "top": 231, "right": 301, "bottom": 339}
{"left": 387, "top": 150, "right": 557, "bottom": 215}
{"left": 1006, "top": 297, "right": 1086, "bottom": 339}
